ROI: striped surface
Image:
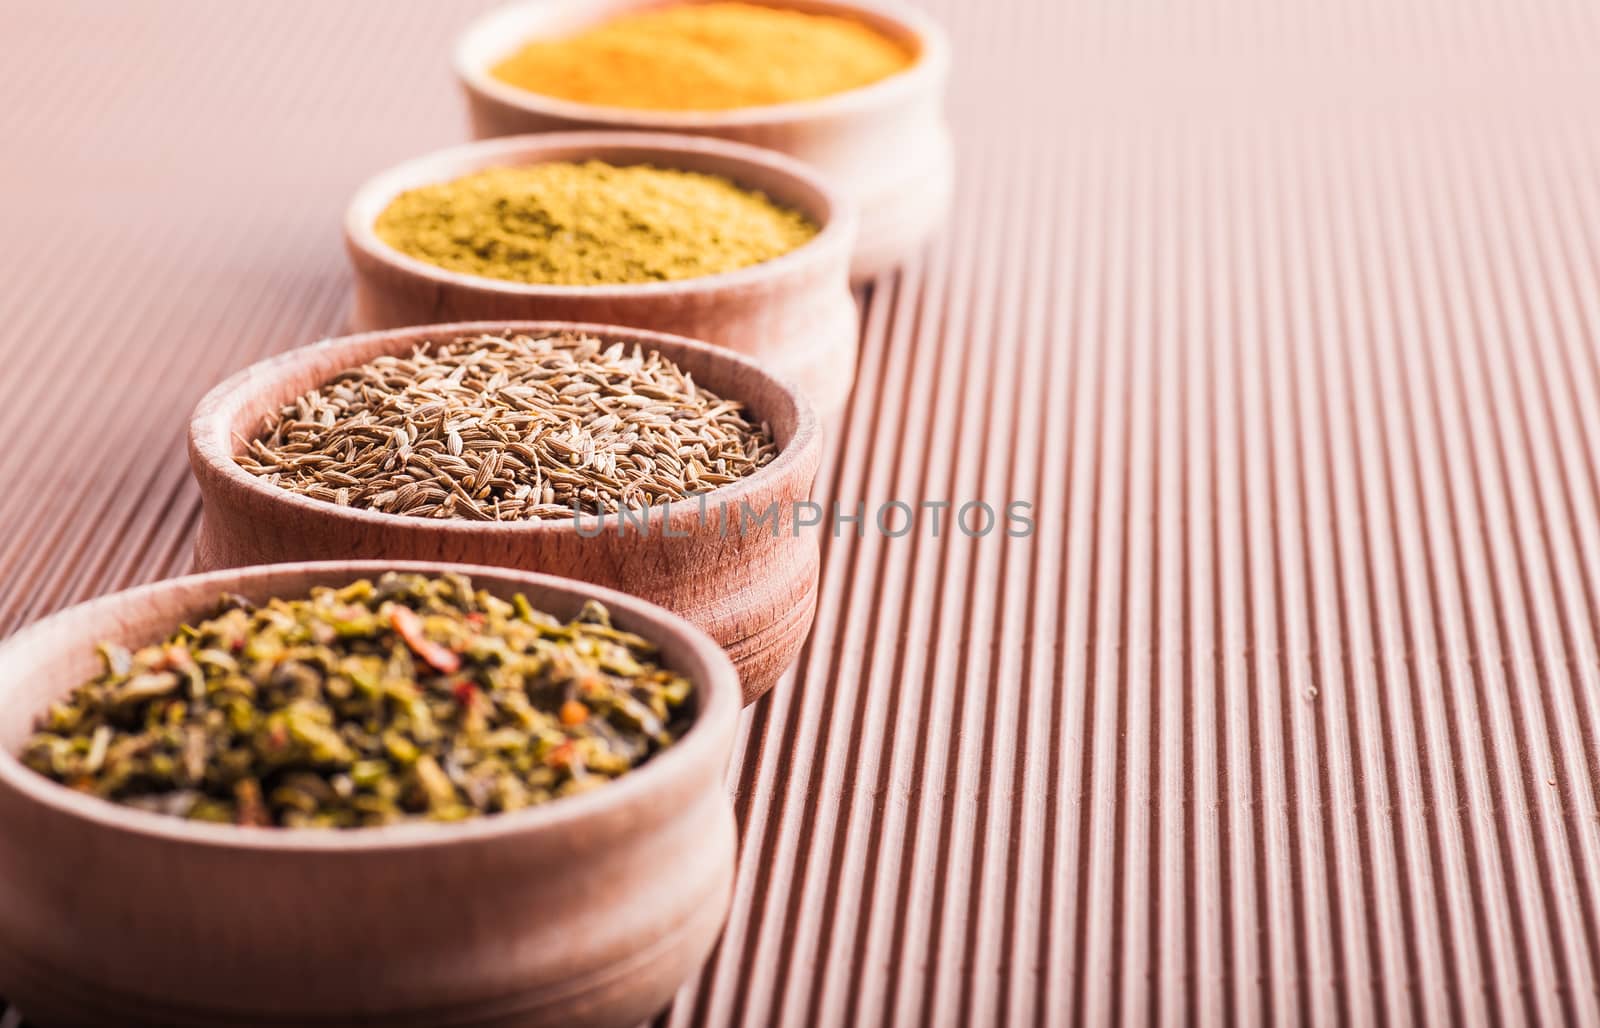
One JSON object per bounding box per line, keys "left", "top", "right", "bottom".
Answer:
{"left": 6, "top": 0, "right": 1600, "bottom": 1023}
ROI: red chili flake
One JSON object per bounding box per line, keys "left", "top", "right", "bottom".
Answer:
{"left": 229, "top": 637, "right": 245, "bottom": 654}
{"left": 267, "top": 723, "right": 289, "bottom": 751}
{"left": 390, "top": 606, "right": 461, "bottom": 675}
{"left": 452, "top": 680, "right": 480, "bottom": 708}
{"left": 154, "top": 645, "right": 192, "bottom": 671}
{"left": 548, "top": 742, "right": 575, "bottom": 769}
{"left": 465, "top": 612, "right": 487, "bottom": 629}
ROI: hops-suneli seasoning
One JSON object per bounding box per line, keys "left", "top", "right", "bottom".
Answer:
{"left": 20, "top": 572, "right": 694, "bottom": 829}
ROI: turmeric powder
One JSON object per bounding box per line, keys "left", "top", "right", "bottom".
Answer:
{"left": 489, "top": 2, "right": 916, "bottom": 112}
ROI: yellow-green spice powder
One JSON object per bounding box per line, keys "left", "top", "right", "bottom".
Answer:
{"left": 374, "top": 161, "right": 818, "bottom": 286}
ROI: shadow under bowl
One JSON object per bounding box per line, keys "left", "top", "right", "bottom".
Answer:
{"left": 344, "top": 131, "right": 860, "bottom": 425}
{"left": 188, "top": 320, "right": 824, "bottom": 704}
{"left": 0, "top": 560, "right": 741, "bottom": 1028}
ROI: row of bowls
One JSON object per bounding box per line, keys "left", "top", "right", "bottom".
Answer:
{"left": 0, "top": 0, "right": 953, "bottom": 1023}
{"left": 1, "top": 320, "right": 823, "bottom": 1024}
{"left": 349, "top": 0, "right": 953, "bottom": 425}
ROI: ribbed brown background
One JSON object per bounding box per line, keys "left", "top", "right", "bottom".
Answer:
{"left": 7, "top": 0, "right": 1600, "bottom": 1024}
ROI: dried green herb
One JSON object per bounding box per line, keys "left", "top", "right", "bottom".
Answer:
{"left": 20, "top": 573, "right": 693, "bottom": 829}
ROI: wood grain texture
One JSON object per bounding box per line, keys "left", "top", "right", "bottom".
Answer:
{"left": 0, "top": 562, "right": 740, "bottom": 1027}
{"left": 344, "top": 132, "right": 861, "bottom": 426}
{"left": 189, "top": 320, "right": 823, "bottom": 705}
{"left": 454, "top": 0, "right": 955, "bottom": 281}
{"left": 6, "top": 0, "right": 1600, "bottom": 1024}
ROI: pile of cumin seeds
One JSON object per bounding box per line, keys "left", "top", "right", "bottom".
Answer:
{"left": 237, "top": 332, "right": 778, "bottom": 521}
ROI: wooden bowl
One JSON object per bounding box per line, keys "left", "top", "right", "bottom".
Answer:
{"left": 0, "top": 560, "right": 740, "bottom": 1028}
{"left": 344, "top": 131, "right": 859, "bottom": 425}
{"left": 454, "top": 0, "right": 953, "bottom": 281}
{"left": 189, "top": 320, "right": 822, "bottom": 705}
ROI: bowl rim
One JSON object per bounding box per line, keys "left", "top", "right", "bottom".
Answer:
{"left": 188, "top": 319, "right": 821, "bottom": 539}
{"left": 344, "top": 130, "right": 858, "bottom": 299}
{"left": 0, "top": 560, "right": 740, "bottom": 853}
{"left": 453, "top": 0, "right": 952, "bottom": 129}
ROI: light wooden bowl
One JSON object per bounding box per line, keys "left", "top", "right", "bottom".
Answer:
{"left": 344, "top": 131, "right": 859, "bottom": 425}
{"left": 0, "top": 560, "right": 740, "bottom": 1028}
{"left": 189, "top": 320, "right": 822, "bottom": 705}
{"left": 454, "top": 0, "right": 953, "bottom": 281}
